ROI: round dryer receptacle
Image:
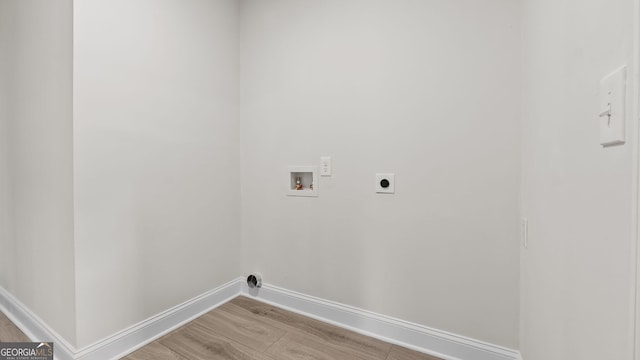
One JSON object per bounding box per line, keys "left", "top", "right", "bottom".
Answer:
{"left": 247, "top": 273, "right": 262, "bottom": 288}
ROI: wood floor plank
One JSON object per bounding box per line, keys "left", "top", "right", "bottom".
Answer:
{"left": 265, "top": 332, "right": 364, "bottom": 360}
{"left": 0, "top": 298, "right": 444, "bottom": 360}
{"left": 160, "top": 322, "right": 276, "bottom": 360}
{"left": 227, "top": 296, "right": 392, "bottom": 360}
{"left": 194, "top": 305, "right": 286, "bottom": 352}
{"left": 0, "top": 313, "right": 30, "bottom": 343}
{"left": 386, "top": 345, "right": 444, "bottom": 360}
{"left": 122, "top": 341, "right": 186, "bottom": 360}
{"left": 0, "top": 324, "right": 30, "bottom": 342}
{"left": 0, "top": 313, "right": 12, "bottom": 328}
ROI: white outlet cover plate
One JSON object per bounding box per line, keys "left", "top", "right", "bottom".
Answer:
{"left": 376, "top": 173, "right": 395, "bottom": 194}
{"left": 599, "top": 66, "right": 626, "bottom": 147}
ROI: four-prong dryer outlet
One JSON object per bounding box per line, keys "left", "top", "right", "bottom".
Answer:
{"left": 376, "top": 173, "right": 395, "bottom": 194}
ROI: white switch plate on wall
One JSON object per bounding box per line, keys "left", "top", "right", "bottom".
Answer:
{"left": 320, "top": 156, "right": 331, "bottom": 176}
{"left": 599, "top": 66, "right": 626, "bottom": 147}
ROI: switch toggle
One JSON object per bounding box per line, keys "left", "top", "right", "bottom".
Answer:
{"left": 599, "top": 66, "right": 626, "bottom": 147}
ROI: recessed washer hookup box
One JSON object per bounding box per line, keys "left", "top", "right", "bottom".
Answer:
{"left": 0, "top": 342, "right": 53, "bottom": 360}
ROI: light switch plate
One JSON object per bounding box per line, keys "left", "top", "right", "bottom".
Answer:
{"left": 599, "top": 66, "right": 626, "bottom": 147}
{"left": 320, "top": 156, "right": 331, "bottom": 176}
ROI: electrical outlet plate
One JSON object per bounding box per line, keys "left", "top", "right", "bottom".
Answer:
{"left": 376, "top": 173, "right": 395, "bottom": 194}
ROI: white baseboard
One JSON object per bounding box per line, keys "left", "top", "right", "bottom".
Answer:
{"left": 240, "top": 280, "right": 521, "bottom": 360}
{"left": 74, "top": 278, "right": 241, "bottom": 360}
{"left": 0, "top": 278, "right": 242, "bottom": 360}
{"left": 1, "top": 278, "right": 521, "bottom": 360}
{"left": 0, "top": 286, "right": 76, "bottom": 360}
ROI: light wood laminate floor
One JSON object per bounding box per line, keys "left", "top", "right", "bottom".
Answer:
{"left": 0, "top": 311, "right": 30, "bottom": 342}
{"left": 1, "top": 297, "right": 443, "bottom": 360}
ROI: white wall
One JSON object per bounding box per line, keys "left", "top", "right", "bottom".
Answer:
{"left": 0, "top": 0, "right": 10, "bottom": 292}
{"left": 10, "top": 2, "right": 633, "bottom": 357}
{"left": 73, "top": 0, "right": 241, "bottom": 347}
{"left": 520, "top": 0, "right": 635, "bottom": 359}
{"left": 0, "top": 0, "right": 77, "bottom": 345}
{"left": 240, "top": 0, "right": 521, "bottom": 348}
